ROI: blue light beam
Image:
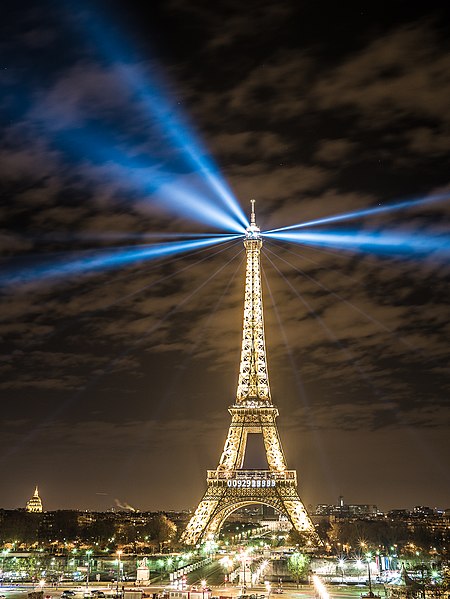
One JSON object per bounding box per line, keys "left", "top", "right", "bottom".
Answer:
{"left": 22, "top": 231, "right": 236, "bottom": 245}
{"left": 68, "top": 3, "right": 248, "bottom": 231}
{"left": 115, "top": 66, "right": 248, "bottom": 230}
{"left": 40, "top": 124, "right": 245, "bottom": 234}
{"left": 265, "top": 193, "right": 450, "bottom": 233}
{"left": 151, "top": 180, "right": 246, "bottom": 234}
{"left": 263, "top": 229, "right": 450, "bottom": 257}
{"left": 1, "top": 235, "right": 240, "bottom": 287}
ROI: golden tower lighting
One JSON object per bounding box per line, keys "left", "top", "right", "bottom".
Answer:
{"left": 181, "top": 201, "right": 316, "bottom": 546}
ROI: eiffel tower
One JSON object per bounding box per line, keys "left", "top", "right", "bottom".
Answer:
{"left": 181, "top": 201, "right": 316, "bottom": 546}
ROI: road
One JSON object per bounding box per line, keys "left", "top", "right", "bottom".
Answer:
{"left": 204, "top": 583, "right": 381, "bottom": 599}
{"left": 186, "top": 559, "right": 227, "bottom": 587}
{"left": 0, "top": 575, "right": 379, "bottom": 599}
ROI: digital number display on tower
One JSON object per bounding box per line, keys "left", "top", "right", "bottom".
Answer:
{"left": 226, "top": 478, "right": 276, "bottom": 488}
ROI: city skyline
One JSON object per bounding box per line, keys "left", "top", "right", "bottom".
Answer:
{"left": 1, "top": 0, "right": 449, "bottom": 514}
{"left": 5, "top": 483, "right": 449, "bottom": 515}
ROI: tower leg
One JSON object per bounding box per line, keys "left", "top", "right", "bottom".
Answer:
{"left": 218, "top": 423, "right": 247, "bottom": 471}
{"left": 180, "top": 497, "right": 220, "bottom": 545}
{"left": 283, "top": 500, "right": 317, "bottom": 532}
{"left": 262, "top": 421, "right": 287, "bottom": 472}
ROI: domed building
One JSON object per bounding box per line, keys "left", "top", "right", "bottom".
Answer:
{"left": 26, "top": 486, "right": 43, "bottom": 513}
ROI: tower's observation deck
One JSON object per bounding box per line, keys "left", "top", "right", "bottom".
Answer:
{"left": 181, "top": 201, "right": 316, "bottom": 546}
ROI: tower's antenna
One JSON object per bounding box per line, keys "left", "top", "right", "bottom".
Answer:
{"left": 246, "top": 200, "right": 260, "bottom": 239}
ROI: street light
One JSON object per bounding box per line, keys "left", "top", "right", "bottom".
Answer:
{"left": 356, "top": 559, "right": 364, "bottom": 582}
{"left": 419, "top": 562, "right": 427, "bottom": 599}
{"left": 365, "top": 553, "right": 376, "bottom": 597}
{"left": 116, "top": 550, "right": 122, "bottom": 598}
{"left": 219, "top": 556, "right": 232, "bottom": 585}
{"left": 86, "top": 550, "right": 93, "bottom": 590}
{"left": 1, "top": 549, "right": 12, "bottom": 587}
{"left": 1, "top": 549, "right": 9, "bottom": 586}
{"left": 240, "top": 551, "right": 248, "bottom": 593}
{"left": 157, "top": 559, "right": 164, "bottom": 580}
{"left": 312, "top": 575, "right": 329, "bottom": 599}
{"left": 338, "top": 559, "right": 345, "bottom": 583}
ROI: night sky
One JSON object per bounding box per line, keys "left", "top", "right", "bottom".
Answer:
{"left": 1, "top": 0, "right": 449, "bottom": 514}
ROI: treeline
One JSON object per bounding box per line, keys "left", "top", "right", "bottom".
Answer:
{"left": 287, "top": 517, "right": 449, "bottom": 557}
{"left": 0, "top": 510, "right": 176, "bottom": 546}
{"left": 327, "top": 518, "right": 448, "bottom": 551}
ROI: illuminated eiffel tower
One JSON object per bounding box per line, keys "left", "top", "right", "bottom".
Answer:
{"left": 181, "top": 201, "right": 316, "bottom": 546}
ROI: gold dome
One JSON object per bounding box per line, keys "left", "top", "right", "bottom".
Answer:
{"left": 26, "top": 486, "right": 43, "bottom": 513}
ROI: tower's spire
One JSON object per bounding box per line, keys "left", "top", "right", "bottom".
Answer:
{"left": 236, "top": 201, "right": 270, "bottom": 402}
{"left": 245, "top": 199, "right": 260, "bottom": 239}
{"left": 250, "top": 199, "right": 256, "bottom": 226}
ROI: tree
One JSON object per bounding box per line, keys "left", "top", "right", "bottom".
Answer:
{"left": 81, "top": 514, "right": 115, "bottom": 543}
{"left": 0, "top": 510, "right": 41, "bottom": 544}
{"left": 287, "top": 552, "right": 310, "bottom": 587}
{"left": 287, "top": 529, "right": 317, "bottom": 548}
{"left": 143, "top": 514, "right": 177, "bottom": 547}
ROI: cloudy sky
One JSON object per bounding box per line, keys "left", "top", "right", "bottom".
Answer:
{"left": 0, "top": 0, "right": 449, "bottom": 514}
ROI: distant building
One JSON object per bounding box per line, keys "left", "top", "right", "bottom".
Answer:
{"left": 260, "top": 515, "right": 292, "bottom": 531}
{"left": 26, "top": 486, "right": 43, "bottom": 513}
{"left": 412, "top": 505, "right": 435, "bottom": 517}
{"left": 387, "top": 509, "right": 410, "bottom": 519}
{"left": 315, "top": 496, "right": 378, "bottom": 517}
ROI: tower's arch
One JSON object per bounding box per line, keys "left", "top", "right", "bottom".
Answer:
{"left": 210, "top": 500, "right": 288, "bottom": 537}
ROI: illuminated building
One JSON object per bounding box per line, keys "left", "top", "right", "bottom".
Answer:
{"left": 181, "top": 201, "right": 316, "bottom": 545}
{"left": 315, "top": 496, "right": 378, "bottom": 517}
{"left": 26, "top": 486, "right": 43, "bottom": 513}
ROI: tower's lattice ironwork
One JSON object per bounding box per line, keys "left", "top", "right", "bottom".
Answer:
{"left": 181, "top": 201, "right": 316, "bottom": 545}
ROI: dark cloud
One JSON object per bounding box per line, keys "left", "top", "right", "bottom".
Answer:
{"left": 310, "top": 24, "right": 450, "bottom": 125}
{"left": 314, "top": 139, "right": 357, "bottom": 164}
